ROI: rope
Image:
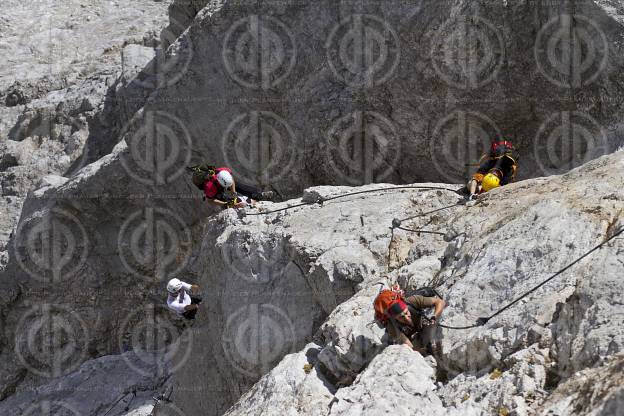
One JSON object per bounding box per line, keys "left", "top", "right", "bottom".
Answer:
{"left": 395, "top": 201, "right": 466, "bottom": 223}
{"left": 386, "top": 227, "right": 395, "bottom": 272}
{"left": 385, "top": 197, "right": 466, "bottom": 271}
{"left": 321, "top": 185, "right": 460, "bottom": 203}
{"left": 149, "top": 385, "right": 174, "bottom": 416}
{"left": 123, "top": 390, "right": 137, "bottom": 412}
{"left": 437, "top": 225, "right": 624, "bottom": 330}
{"left": 244, "top": 185, "right": 462, "bottom": 216}
{"left": 390, "top": 200, "right": 470, "bottom": 239}
{"left": 101, "top": 392, "right": 131, "bottom": 416}
{"left": 245, "top": 202, "right": 310, "bottom": 216}
{"left": 395, "top": 227, "right": 447, "bottom": 236}
{"left": 438, "top": 322, "right": 481, "bottom": 330}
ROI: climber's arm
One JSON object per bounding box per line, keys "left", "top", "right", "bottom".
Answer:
{"left": 432, "top": 297, "right": 446, "bottom": 320}
{"left": 387, "top": 322, "right": 414, "bottom": 348}
{"left": 205, "top": 198, "right": 228, "bottom": 208}
{"left": 397, "top": 332, "right": 414, "bottom": 349}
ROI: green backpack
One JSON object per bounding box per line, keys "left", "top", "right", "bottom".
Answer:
{"left": 188, "top": 164, "right": 216, "bottom": 190}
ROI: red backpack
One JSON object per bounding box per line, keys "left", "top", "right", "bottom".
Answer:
{"left": 374, "top": 287, "right": 404, "bottom": 323}
{"left": 374, "top": 285, "right": 443, "bottom": 323}
{"left": 490, "top": 140, "right": 515, "bottom": 158}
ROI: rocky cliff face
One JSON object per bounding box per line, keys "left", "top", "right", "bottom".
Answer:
{"left": 0, "top": 0, "right": 173, "bottom": 267}
{"left": 130, "top": 0, "right": 624, "bottom": 199}
{"left": 215, "top": 149, "right": 624, "bottom": 416}
{"left": 1, "top": 1, "right": 624, "bottom": 415}
{"left": 0, "top": 143, "right": 621, "bottom": 415}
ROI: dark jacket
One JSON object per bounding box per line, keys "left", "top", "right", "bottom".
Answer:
{"left": 385, "top": 295, "right": 436, "bottom": 344}
{"left": 476, "top": 153, "right": 518, "bottom": 185}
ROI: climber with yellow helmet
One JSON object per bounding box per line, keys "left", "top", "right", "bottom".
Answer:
{"left": 467, "top": 139, "right": 518, "bottom": 200}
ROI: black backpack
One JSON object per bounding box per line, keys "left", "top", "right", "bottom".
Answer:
{"left": 406, "top": 287, "right": 443, "bottom": 300}
{"left": 403, "top": 287, "right": 443, "bottom": 319}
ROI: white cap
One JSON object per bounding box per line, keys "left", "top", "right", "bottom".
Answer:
{"left": 167, "top": 278, "right": 183, "bottom": 293}
{"left": 216, "top": 170, "right": 234, "bottom": 188}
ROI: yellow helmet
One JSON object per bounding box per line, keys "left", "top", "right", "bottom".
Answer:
{"left": 481, "top": 172, "right": 501, "bottom": 192}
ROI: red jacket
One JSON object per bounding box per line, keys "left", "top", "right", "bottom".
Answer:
{"left": 203, "top": 167, "right": 232, "bottom": 199}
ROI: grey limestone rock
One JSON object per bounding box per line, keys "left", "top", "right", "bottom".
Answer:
{"left": 2, "top": 1, "right": 624, "bottom": 415}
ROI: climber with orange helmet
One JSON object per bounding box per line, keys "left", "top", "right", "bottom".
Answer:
{"left": 189, "top": 165, "right": 274, "bottom": 209}
{"left": 467, "top": 139, "right": 518, "bottom": 200}
{"left": 375, "top": 284, "right": 446, "bottom": 355}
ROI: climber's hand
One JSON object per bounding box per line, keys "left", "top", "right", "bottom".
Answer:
{"left": 424, "top": 316, "right": 437, "bottom": 327}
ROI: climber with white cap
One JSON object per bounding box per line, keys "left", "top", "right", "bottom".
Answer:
{"left": 189, "top": 165, "right": 274, "bottom": 209}
{"left": 166, "top": 278, "right": 203, "bottom": 320}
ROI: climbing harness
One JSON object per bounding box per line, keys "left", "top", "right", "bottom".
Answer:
{"left": 436, "top": 225, "right": 624, "bottom": 330}
{"left": 243, "top": 185, "right": 462, "bottom": 216}
{"left": 222, "top": 190, "right": 241, "bottom": 208}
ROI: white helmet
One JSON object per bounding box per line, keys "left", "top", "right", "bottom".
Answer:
{"left": 167, "top": 278, "right": 183, "bottom": 293}
{"left": 216, "top": 170, "right": 234, "bottom": 188}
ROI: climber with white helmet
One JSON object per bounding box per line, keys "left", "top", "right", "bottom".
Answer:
{"left": 188, "top": 165, "right": 275, "bottom": 209}
{"left": 467, "top": 139, "right": 518, "bottom": 200}
{"left": 166, "top": 278, "right": 203, "bottom": 320}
